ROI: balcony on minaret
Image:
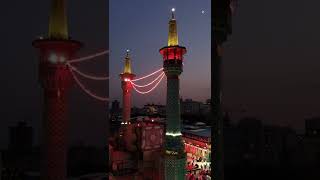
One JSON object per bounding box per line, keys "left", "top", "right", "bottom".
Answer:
{"left": 160, "top": 8, "right": 187, "bottom": 68}
{"left": 160, "top": 46, "right": 186, "bottom": 63}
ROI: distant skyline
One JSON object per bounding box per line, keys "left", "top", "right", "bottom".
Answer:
{"left": 109, "top": 0, "right": 211, "bottom": 107}
{"left": 110, "top": 96, "right": 210, "bottom": 107}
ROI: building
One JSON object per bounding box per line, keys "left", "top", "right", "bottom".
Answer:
{"left": 305, "top": 118, "right": 320, "bottom": 137}
{"left": 200, "top": 101, "right": 210, "bottom": 115}
{"left": 300, "top": 118, "right": 320, "bottom": 166}
{"left": 237, "top": 117, "right": 264, "bottom": 164}
{"left": 262, "top": 125, "right": 298, "bottom": 165}
{"left": 9, "top": 121, "right": 33, "bottom": 153}
{"left": 109, "top": 118, "right": 165, "bottom": 180}
{"left": 181, "top": 99, "right": 201, "bottom": 114}
{"left": 182, "top": 126, "right": 211, "bottom": 163}
{"left": 143, "top": 104, "right": 166, "bottom": 116}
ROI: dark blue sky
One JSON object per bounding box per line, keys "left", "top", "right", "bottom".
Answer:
{"left": 109, "top": 0, "right": 211, "bottom": 107}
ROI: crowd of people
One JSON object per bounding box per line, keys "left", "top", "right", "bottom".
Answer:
{"left": 185, "top": 157, "right": 211, "bottom": 180}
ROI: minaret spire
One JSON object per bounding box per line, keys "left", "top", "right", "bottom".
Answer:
{"left": 123, "top": 49, "right": 132, "bottom": 74}
{"left": 49, "top": 0, "right": 68, "bottom": 39}
{"left": 168, "top": 8, "right": 179, "bottom": 46}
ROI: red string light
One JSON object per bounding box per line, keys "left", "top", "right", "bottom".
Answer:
{"left": 70, "top": 68, "right": 109, "bottom": 101}
{"left": 130, "top": 72, "right": 164, "bottom": 88}
{"left": 67, "top": 63, "right": 109, "bottom": 80}
{"left": 131, "top": 68, "right": 164, "bottom": 82}
{"left": 68, "top": 50, "right": 109, "bottom": 64}
{"left": 132, "top": 73, "right": 165, "bottom": 94}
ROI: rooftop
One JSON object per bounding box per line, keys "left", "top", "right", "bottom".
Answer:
{"left": 182, "top": 125, "right": 211, "bottom": 138}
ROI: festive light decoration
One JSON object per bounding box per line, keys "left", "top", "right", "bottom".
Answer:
{"left": 131, "top": 68, "right": 164, "bottom": 82}
{"left": 132, "top": 73, "right": 165, "bottom": 94}
{"left": 70, "top": 68, "right": 108, "bottom": 101}
{"left": 130, "top": 72, "right": 164, "bottom": 88}
{"left": 68, "top": 50, "right": 109, "bottom": 64}
{"left": 67, "top": 63, "right": 109, "bottom": 80}
{"left": 166, "top": 132, "right": 183, "bottom": 137}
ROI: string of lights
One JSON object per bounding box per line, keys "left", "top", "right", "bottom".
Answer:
{"left": 68, "top": 50, "right": 109, "bottom": 64}
{"left": 130, "top": 72, "right": 164, "bottom": 88}
{"left": 67, "top": 63, "right": 109, "bottom": 80}
{"left": 131, "top": 67, "right": 164, "bottom": 82}
{"left": 70, "top": 68, "right": 109, "bottom": 101}
{"left": 132, "top": 73, "right": 165, "bottom": 94}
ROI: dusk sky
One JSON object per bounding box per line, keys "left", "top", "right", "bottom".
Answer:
{"left": 109, "top": 0, "right": 211, "bottom": 107}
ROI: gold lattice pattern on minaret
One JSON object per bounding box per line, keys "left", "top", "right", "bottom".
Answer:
{"left": 49, "top": 0, "right": 68, "bottom": 39}
{"left": 168, "top": 11, "right": 179, "bottom": 46}
{"left": 123, "top": 51, "right": 132, "bottom": 74}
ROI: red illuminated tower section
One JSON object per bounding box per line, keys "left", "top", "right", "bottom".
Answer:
{"left": 119, "top": 51, "right": 136, "bottom": 151}
{"left": 160, "top": 9, "right": 187, "bottom": 179}
{"left": 32, "top": 0, "right": 82, "bottom": 179}
{"left": 120, "top": 50, "right": 135, "bottom": 124}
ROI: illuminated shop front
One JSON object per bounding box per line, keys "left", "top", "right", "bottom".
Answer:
{"left": 182, "top": 128, "right": 211, "bottom": 162}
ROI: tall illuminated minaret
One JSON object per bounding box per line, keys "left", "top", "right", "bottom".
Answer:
{"left": 32, "top": 0, "right": 82, "bottom": 179}
{"left": 119, "top": 50, "right": 136, "bottom": 151}
{"left": 159, "top": 9, "right": 187, "bottom": 180}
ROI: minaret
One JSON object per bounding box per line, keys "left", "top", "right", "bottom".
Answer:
{"left": 159, "top": 8, "right": 187, "bottom": 180}
{"left": 120, "top": 50, "right": 135, "bottom": 124}
{"left": 119, "top": 50, "right": 136, "bottom": 151}
{"left": 32, "top": 0, "right": 82, "bottom": 179}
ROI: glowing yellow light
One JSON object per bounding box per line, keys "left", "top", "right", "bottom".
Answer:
{"left": 123, "top": 50, "right": 132, "bottom": 74}
{"left": 166, "top": 150, "right": 178, "bottom": 155}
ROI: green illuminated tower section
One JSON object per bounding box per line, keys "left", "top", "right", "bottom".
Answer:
{"left": 159, "top": 9, "right": 187, "bottom": 180}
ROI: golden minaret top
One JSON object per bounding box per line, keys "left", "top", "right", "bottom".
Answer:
{"left": 123, "top": 50, "right": 132, "bottom": 74}
{"left": 48, "top": 0, "right": 68, "bottom": 39}
{"left": 168, "top": 8, "right": 179, "bottom": 46}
